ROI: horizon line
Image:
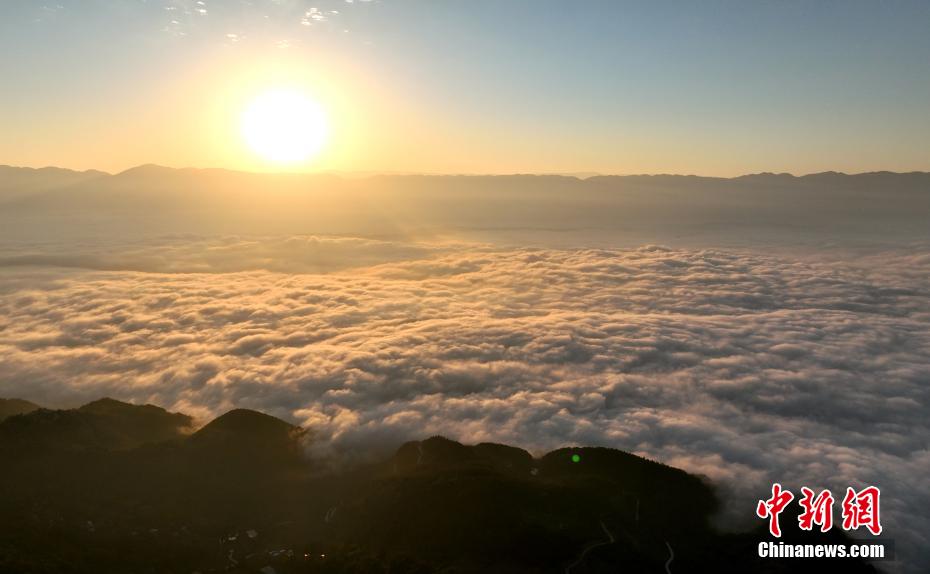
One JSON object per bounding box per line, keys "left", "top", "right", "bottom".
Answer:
{"left": 4, "top": 162, "right": 930, "bottom": 181}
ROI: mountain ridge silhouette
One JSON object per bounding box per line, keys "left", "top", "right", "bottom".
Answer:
{"left": 0, "top": 397, "right": 879, "bottom": 573}
{"left": 4, "top": 162, "right": 929, "bottom": 180}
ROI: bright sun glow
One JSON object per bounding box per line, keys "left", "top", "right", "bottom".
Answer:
{"left": 241, "top": 90, "right": 328, "bottom": 163}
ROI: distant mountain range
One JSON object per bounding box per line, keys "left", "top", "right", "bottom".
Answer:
{"left": 0, "top": 165, "right": 107, "bottom": 202}
{"left": 0, "top": 397, "right": 878, "bottom": 573}
{"left": 5, "top": 163, "right": 930, "bottom": 199}
{"left": 1, "top": 164, "right": 927, "bottom": 247}
{"left": 4, "top": 163, "right": 930, "bottom": 181}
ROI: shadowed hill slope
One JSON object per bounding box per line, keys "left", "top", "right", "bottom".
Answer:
{"left": 0, "top": 399, "right": 878, "bottom": 573}
{"left": 186, "top": 408, "right": 307, "bottom": 469}
{"left": 0, "top": 398, "right": 191, "bottom": 454}
{"left": 0, "top": 398, "right": 40, "bottom": 422}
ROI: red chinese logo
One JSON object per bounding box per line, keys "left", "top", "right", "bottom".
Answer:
{"left": 841, "top": 486, "right": 882, "bottom": 535}
{"left": 756, "top": 483, "right": 794, "bottom": 537}
{"left": 798, "top": 487, "right": 834, "bottom": 532}
{"left": 757, "top": 484, "right": 882, "bottom": 537}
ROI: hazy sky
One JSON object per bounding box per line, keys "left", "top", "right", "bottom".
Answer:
{"left": 2, "top": 0, "right": 929, "bottom": 175}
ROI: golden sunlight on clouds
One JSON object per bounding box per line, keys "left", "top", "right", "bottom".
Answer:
{"left": 241, "top": 89, "right": 328, "bottom": 163}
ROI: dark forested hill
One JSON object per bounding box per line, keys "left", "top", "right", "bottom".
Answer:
{"left": 0, "top": 399, "right": 878, "bottom": 573}
{"left": 0, "top": 398, "right": 39, "bottom": 422}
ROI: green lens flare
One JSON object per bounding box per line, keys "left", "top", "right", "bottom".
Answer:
{"left": 571, "top": 454, "right": 581, "bottom": 463}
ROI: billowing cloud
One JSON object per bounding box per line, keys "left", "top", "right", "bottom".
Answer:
{"left": 0, "top": 239, "right": 928, "bottom": 570}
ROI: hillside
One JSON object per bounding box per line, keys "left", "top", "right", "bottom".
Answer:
{"left": 0, "top": 398, "right": 40, "bottom": 421}
{"left": 0, "top": 398, "right": 192, "bottom": 455}
{"left": 0, "top": 398, "right": 879, "bottom": 573}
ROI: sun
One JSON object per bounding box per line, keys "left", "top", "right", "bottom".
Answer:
{"left": 241, "top": 89, "right": 328, "bottom": 163}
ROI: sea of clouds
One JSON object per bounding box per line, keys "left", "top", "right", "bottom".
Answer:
{"left": 0, "top": 236, "right": 928, "bottom": 570}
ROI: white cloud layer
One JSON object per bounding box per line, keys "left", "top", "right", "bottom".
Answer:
{"left": 0, "top": 239, "right": 928, "bottom": 570}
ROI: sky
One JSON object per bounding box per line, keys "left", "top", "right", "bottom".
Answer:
{"left": 1, "top": 0, "right": 929, "bottom": 176}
